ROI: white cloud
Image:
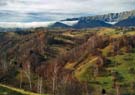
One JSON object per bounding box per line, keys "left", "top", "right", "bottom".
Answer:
{"left": 0, "top": 21, "right": 55, "bottom": 28}
{"left": 0, "top": 0, "right": 135, "bottom": 22}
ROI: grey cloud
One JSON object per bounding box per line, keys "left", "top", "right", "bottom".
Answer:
{"left": 0, "top": 0, "right": 135, "bottom": 22}
{"left": 0, "top": 0, "right": 8, "bottom": 6}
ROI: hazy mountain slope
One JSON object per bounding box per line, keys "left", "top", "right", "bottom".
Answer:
{"left": 115, "top": 17, "right": 135, "bottom": 26}
{"left": 63, "top": 10, "right": 135, "bottom": 23}
{"left": 49, "top": 22, "right": 71, "bottom": 28}
{"left": 58, "top": 10, "right": 135, "bottom": 28}
{"left": 0, "top": 10, "right": 135, "bottom": 29}
{"left": 73, "top": 19, "right": 112, "bottom": 28}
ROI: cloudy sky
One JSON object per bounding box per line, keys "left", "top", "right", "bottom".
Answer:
{"left": 0, "top": 0, "right": 135, "bottom": 22}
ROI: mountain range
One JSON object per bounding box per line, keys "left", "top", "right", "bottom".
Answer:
{"left": 0, "top": 10, "right": 135, "bottom": 29}
{"left": 51, "top": 10, "right": 135, "bottom": 28}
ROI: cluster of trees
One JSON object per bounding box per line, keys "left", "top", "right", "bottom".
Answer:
{"left": 35, "top": 33, "right": 110, "bottom": 94}
{"left": 1, "top": 29, "right": 135, "bottom": 95}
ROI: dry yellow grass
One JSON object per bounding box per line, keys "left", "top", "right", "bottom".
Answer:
{"left": 0, "top": 84, "right": 46, "bottom": 95}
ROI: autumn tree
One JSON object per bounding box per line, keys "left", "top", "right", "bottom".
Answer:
{"left": 111, "top": 71, "right": 123, "bottom": 95}
{"left": 1, "top": 52, "right": 8, "bottom": 73}
{"left": 51, "top": 59, "right": 60, "bottom": 95}
{"left": 37, "top": 76, "right": 43, "bottom": 94}
{"left": 23, "top": 62, "right": 32, "bottom": 90}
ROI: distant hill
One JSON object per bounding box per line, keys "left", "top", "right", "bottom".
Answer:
{"left": 49, "top": 22, "right": 71, "bottom": 28}
{"left": 115, "top": 17, "right": 135, "bottom": 27}
{"left": 73, "top": 19, "right": 112, "bottom": 29}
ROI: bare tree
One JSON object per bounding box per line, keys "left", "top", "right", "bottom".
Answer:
{"left": 83, "top": 82, "right": 89, "bottom": 95}
{"left": 23, "top": 62, "right": 32, "bottom": 90}
{"left": 93, "top": 64, "right": 99, "bottom": 79}
{"left": 130, "top": 81, "right": 135, "bottom": 95}
{"left": 19, "top": 69, "right": 23, "bottom": 88}
{"left": 115, "top": 82, "right": 120, "bottom": 95}
{"left": 93, "top": 57, "right": 104, "bottom": 79}
{"left": 52, "top": 60, "right": 60, "bottom": 95}
{"left": 1, "top": 53, "right": 8, "bottom": 73}
{"left": 111, "top": 71, "right": 122, "bottom": 95}
{"left": 37, "top": 76, "right": 43, "bottom": 94}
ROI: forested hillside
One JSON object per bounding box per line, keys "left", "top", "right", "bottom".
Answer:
{"left": 0, "top": 27, "right": 135, "bottom": 95}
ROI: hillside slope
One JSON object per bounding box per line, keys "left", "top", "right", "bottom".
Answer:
{"left": 0, "top": 28, "right": 135, "bottom": 95}
{"left": 0, "top": 84, "right": 45, "bottom": 95}
{"left": 115, "top": 17, "right": 135, "bottom": 26}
